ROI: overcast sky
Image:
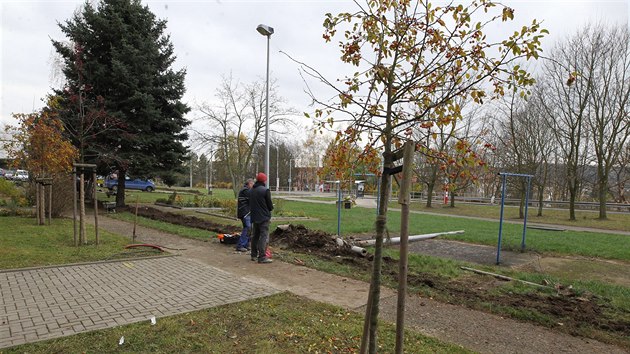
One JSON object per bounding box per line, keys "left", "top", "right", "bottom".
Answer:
{"left": 1, "top": 0, "right": 628, "bottom": 148}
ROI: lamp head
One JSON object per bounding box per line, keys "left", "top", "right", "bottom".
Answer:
{"left": 256, "top": 24, "right": 274, "bottom": 36}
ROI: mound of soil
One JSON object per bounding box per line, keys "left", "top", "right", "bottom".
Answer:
{"left": 124, "top": 206, "right": 241, "bottom": 234}
{"left": 270, "top": 224, "right": 357, "bottom": 258}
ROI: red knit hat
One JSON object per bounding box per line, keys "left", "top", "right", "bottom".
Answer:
{"left": 256, "top": 172, "right": 267, "bottom": 183}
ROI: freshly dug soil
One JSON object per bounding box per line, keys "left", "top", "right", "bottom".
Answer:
{"left": 270, "top": 224, "right": 355, "bottom": 257}
{"left": 122, "top": 205, "right": 241, "bottom": 234}
{"left": 269, "top": 224, "right": 630, "bottom": 343}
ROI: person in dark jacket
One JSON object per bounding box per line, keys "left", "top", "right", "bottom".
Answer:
{"left": 236, "top": 179, "right": 254, "bottom": 252}
{"left": 249, "top": 172, "right": 274, "bottom": 263}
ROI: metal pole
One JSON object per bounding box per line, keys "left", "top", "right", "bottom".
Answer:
{"left": 288, "top": 159, "right": 292, "bottom": 192}
{"left": 276, "top": 144, "right": 279, "bottom": 192}
{"left": 521, "top": 176, "right": 532, "bottom": 251}
{"left": 337, "top": 183, "right": 342, "bottom": 237}
{"left": 189, "top": 156, "right": 193, "bottom": 188}
{"left": 496, "top": 174, "right": 507, "bottom": 265}
{"left": 264, "top": 35, "right": 271, "bottom": 182}
{"left": 209, "top": 149, "right": 213, "bottom": 191}
{"left": 316, "top": 156, "right": 320, "bottom": 193}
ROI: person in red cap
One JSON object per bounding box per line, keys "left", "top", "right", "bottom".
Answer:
{"left": 249, "top": 172, "right": 274, "bottom": 263}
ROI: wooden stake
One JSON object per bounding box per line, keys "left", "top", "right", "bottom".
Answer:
{"left": 93, "top": 171, "right": 99, "bottom": 246}
{"left": 72, "top": 170, "right": 78, "bottom": 246}
{"left": 133, "top": 194, "right": 140, "bottom": 242}
{"left": 48, "top": 183, "right": 52, "bottom": 225}
{"left": 36, "top": 182, "right": 41, "bottom": 225}
{"left": 79, "top": 171, "right": 86, "bottom": 245}
{"left": 395, "top": 141, "right": 415, "bottom": 354}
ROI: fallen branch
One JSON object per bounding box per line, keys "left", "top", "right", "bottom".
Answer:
{"left": 460, "top": 266, "right": 551, "bottom": 289}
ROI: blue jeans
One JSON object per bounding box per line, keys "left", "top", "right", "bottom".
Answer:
{"left": 237, "top": 215, "right": 251, "bottom": 249}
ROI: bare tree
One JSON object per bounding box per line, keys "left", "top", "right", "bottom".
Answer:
{"left": 492, "top": 80, "right": 555, "bottom": 217}
{"left": 610, "top": 143, "right": 630, "bottom": 204}
{"left": 538, "top": 26, "right": 597, "bottom": 220}
{"left": 586, "top": 25, "right": 630, "bottom": 219}
{"left": 194, "top": 75, "right": 295, "bottom": 196}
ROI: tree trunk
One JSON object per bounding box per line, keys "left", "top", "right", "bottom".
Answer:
{"left": 597, "top": 168, "right": 608, "bottom": 220}
{"left": 116, "top": 170, "right": 127, "bottom": 207}
{"left": 568, "top": 183, "right": 577, "bottom": 221}
{"left": 537, "top": 184, "right": 544, "bottom": 217}
{"left": 449, "top": 192, "right": 455, "bottom": 207}
{"left": 425, "top": 182, "right": 434, "bottom": 208}
{"left": 360, "top": 156, "right": 392, "bottom": 354}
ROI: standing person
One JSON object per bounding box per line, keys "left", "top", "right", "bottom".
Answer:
{"left": 249, "top": 172, "right": 274, "bottom": 263}
{"left": 236, "top": 178, "right": 254, "bottom": 252}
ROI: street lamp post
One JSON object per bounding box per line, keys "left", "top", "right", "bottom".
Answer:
{"left": 256, "top": 24, "right": 274, "bottom": 184}
{"left": 289, "top": 159, "right": 293, "bottom": 192}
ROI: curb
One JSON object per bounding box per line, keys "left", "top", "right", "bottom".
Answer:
{"left": 0, "top": 254, "right": 179, "bottom": 274}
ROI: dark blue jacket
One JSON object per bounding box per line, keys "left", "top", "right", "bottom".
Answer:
{"left": 249, "top": 181, "right": 273, "bottom": 223}
{"left": 237, "top": 186, "right": 250, "bottom": 219}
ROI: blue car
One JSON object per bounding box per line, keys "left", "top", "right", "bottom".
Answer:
{"left": 105, "top": 177, "right": 155, "bottom": 192}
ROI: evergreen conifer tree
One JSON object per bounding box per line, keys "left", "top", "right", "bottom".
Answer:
{"left": 53, "top": 0, "right": 190, "bottom": 206}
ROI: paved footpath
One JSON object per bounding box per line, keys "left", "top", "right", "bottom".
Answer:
{"left": 0, "top": 257, "right": 278, "bottom": 349}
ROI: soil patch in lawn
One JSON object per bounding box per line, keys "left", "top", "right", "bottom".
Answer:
{"left": 124, "top": 206, "right": 241, "bottom": 234}
{"left": 268, "top": 224, "right": 630, "bottom": 345}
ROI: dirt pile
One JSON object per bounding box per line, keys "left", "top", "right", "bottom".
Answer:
{"left": 125, "top": 206, "right": 241, "bottom": 234}
{"left": 270, "top": 224, "right": 357, "bottom": 258}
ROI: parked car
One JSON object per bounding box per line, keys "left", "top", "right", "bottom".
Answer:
{"left": 105, "top": 177, "right": 155, "bottom": 192}
{"left": 4, "top": 170, "right": 15, "bottom": 180}
{"left": 14, "top": 170, "right": 29, "bottom": 182}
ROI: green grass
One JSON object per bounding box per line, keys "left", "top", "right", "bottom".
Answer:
{"left": 0, "top": 216, "right": 161, "bottom": 269}
{"left": 3, "top": 292, "right": 470, "bottom": 354}
{"left": 107, "top": 212, "right": 220, "bottom": 241}
{"left": 400, "top": 201, "right": 630, "bottom": 232}
{"left": 97, "top": 188, "right": 236, "bottom": 205}
{"left": 283, "top": 200, "right": 630, "bottom": 261}
{"left": 273, "top": 247, "right": 630, "bottom": 348}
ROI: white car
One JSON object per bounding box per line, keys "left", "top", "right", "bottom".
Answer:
{"left": 14, "top": 170, "right": 29, "bottom": 182}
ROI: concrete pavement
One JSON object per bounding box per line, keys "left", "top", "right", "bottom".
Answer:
{"left": 0, "top": 257, "right": 279, "bottom": 349}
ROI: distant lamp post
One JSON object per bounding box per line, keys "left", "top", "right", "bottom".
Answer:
{"left": 256, "top": 23, "right": 274, "bottom": 183}
{"left": 289, "top": 159, "right": 294, "bottom": 192}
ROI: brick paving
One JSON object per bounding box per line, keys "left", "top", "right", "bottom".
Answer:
{"left": 0, "top": 257, "right": 279, "bottom": 349}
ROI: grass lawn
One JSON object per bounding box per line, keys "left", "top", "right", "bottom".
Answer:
{"left": 283, "top": 200, "right": 630, "bottom": 261}
{"left": 97, "top": 187, "right": 236, "bottom": 205}
{"left": 0, "top": 216, "right": 161, "bottom": 269}
{"left": 3, "top": 292, "right": 469, "bottom": 354}
{"left": 107, "top": 211, "right": 221, "bottom": 241}
{"left": 272, "top": 248, "right": 630, "bottom": 348}
{"left": 113, "top": 198, "right": 630, "bottom": 261}
{"left": 399, "top": 201, "right": 630, "bottom": 232}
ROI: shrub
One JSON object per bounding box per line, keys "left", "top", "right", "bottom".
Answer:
{"left": 219, "top": 199, "right": 237, "bottom": 217}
